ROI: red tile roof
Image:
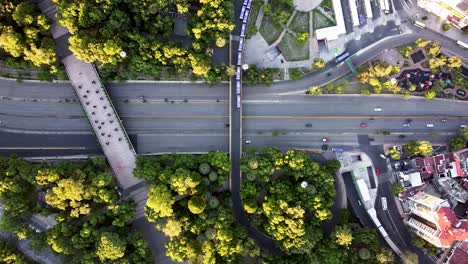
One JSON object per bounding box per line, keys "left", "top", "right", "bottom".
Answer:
{"left": 437, "top": 207, "right": 468, "bottom": 247}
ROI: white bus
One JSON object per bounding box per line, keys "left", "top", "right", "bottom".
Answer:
{"left": 456, "top": 40, "right": 468, "bottom": 49}
{"left": 413, "top": 20, "right": 426, "bottom": 28}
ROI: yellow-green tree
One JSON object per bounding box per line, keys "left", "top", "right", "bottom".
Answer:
{"left": 447, "top": 56, "right": 462, "bottom": 69}
{"left": 428, "top": 42, "right": 440, "bottom": 57}
{"left": 312, "top": 58, "right": 325, "bottom": 69}
{"left": 405, "top": 140, "right": 433, "bottom": 156}
{"left": 96, "top": 232, "right": 126, "bottom": 262}
{"left": 308, "top": 86, "right": 322, "bottom": 95}
{"left": 428, "top": 55, "right": 446, "bottom": 70}
{"left": 376, "top": 248, "right": 394, "bottom": 263}
{"left": 424, "top": 90, "right": 436, "bottom": 100}
{"left": 389, "top": 148, "right": 401, "bottom": 160}
{"left": 45, "top": 178, "right": 91, "bottom": 217}
{"left": 415, "top": 38, "right": 430, "bottom": 49}
{"left": 334, "top": 225, "right": 353, "bottom": 247}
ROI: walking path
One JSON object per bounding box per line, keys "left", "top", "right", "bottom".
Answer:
{"left": 35, "top": 0, "right": 141, "bottom": 189}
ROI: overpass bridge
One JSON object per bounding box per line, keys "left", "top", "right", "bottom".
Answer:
{"left": 36, "top": 0, "right": 141, "bottom": 189}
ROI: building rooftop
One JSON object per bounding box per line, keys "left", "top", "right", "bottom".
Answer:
{"left": 414, "top": 149, "right": 468, "bottom": 179}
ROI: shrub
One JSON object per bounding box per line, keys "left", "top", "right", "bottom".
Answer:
{"left": 442, "top": 24, "right": 451, "bottom": 31}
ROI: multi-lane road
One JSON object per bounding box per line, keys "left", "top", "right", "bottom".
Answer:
{"left": 0, "top": 80, "right": 467, "bottom": 156}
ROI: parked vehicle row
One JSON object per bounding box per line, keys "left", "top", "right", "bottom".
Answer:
{"left": 236, "top": 0, "right": 253, "bottom": 109}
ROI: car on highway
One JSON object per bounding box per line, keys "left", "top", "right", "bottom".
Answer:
{"left": 380, "top": 154, "right": 387, "bottom": 159}
{"left": 441, "top": 119, "right": 447, "bottom": 123}
{"left": 402, "top": 123, "right": 410, "bottom": 127}
{"left": 375, "top": 168, "right": 381, "bottom": 176}
{"left": 398, "top": 135, "right": 406, "bottom": 138}
{"left": 245, "top": 140, "right": 251, "bottom": 144}
{"left": 462, "top": 125, "right": 468, "bottom": 128}
{"left": 374, "top": 107, "right": 382, "bottom": 112}
{"left": 360, "top": 123, "right": 368, "bottom": 128}
{"left": 305, "top": 123, "right": 313, "bottom": 127}
{"left": 426, "top": 123, "right": 434, "bottom": 128}
{"left": 322, "top": 138, "right": 329, "bottom": 142}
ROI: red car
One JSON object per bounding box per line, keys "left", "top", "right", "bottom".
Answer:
{"left": 375, "top": 168, "right": 381, "bottom": 176}
{"left": 360, "top": 123, "right": 368, "bottom": 128}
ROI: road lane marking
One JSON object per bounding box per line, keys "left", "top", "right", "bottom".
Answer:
{"left": 0, "top": 147, "right": 86, "bottom": 150}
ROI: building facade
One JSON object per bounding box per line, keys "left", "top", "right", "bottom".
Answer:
{"left": 403, "top": 192, "right": 468, "bottom": 248}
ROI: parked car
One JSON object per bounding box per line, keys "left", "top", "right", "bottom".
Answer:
{"left": 381, "top": 197, "right": 388, "bottom": 210}
{"left": 245, "top": 140, "right": 251, "bottom": 144}
{"left": 380, "top": 154, "right": 387, "bottom": 159}
{"left": 426, "top": 124, "right": 434, "bottom": 127}
{"left": 375, "top": 168, "right": 381, "bottom": 176}
{"left": 403, "top": 123, "right": 410, "bottom": 127}
{"left": 331, "top": 147, "right": 344, "bottom": 152}
{"left": 360, "top": 123, "right": 368, "bottom": 128}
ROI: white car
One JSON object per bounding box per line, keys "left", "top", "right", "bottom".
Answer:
{"left": 381, "top": 197, "right": 387, "bottom": 210}
{"left": 426, "top": 124, "right": 434, "bottom": 128}
{"left": 403, "top": 123, "right": 410, "bottom": 127}
{"left": 380, "top": 154, "right": 387, "bottom": 159}
{"left": 374, "top": 107, "right": 382, "bottom": 112}
{"left": 245, "top": 140, "right": 251, "bottom": 144}
{"left": 461, "top": 125, "right": 467, "bottom": 128}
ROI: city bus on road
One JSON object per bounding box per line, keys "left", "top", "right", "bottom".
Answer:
{"left": 335, "top": 51, "right": 350, "bottom": 64}
{"left": 457, "top": 40, "right": 468, "bottom": 49}
{"left": 413, "top": 20, "right": 426, "bottom": 28}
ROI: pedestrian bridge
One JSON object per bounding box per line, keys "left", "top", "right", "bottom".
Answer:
{"left": 37, "top": 0, "right": 141, "bottom": 189}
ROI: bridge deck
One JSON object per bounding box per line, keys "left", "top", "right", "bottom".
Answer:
{"left": 36, "top": 0, "right": 140, "bottom": 189}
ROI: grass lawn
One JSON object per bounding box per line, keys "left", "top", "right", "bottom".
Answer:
{"left": 289, "top": 12, "right": 309, "bottom": 33}
{"left": 246, "top": 0, "right": 261, "bottom": 39}
{"left": 313, "top": 10, "right": 335, "bottom": 30}
{"left": 278, "top": 33, "right": 309, "bottom": 61}
{"left": 260, "top": 15, "right": 283, "bottom": 45}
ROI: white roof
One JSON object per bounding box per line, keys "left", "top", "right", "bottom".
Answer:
{"left": 315, "top": 0, "right": 346, "bottom": 40}
{"left": 400, "top": 172, "right": 423, "bottom": 187}
{"left": 357, "top": 178, "right": 371, "bottom": 201}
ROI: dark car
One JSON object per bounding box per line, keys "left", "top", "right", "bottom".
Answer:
{"left": 305, "top": 123, "right": 313, "bottom": 127}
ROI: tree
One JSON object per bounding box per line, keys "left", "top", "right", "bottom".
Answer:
{"left": 428, "top": 56, "right": 446, "bottom": 70}
{"left": 391, "top": 182, "right": 404, "bottom": 196}
{"left": 400, "top": 46, "right": 413, "bottom": 58}
{"left": 442, "top": 23, "right": 451, "bottom": 31}
{"left": 170, "top": 168, "right": 202, "bottom": 195}
{"left": 199, "top": 163, "right": 211, "bottom": 175}
{"left": 262, "top": 3, "right": 272, "bottom": 15}
{"left": 161, "top": 219, "right": 183, "bottom": 238}
{"left": 335, "top": 85, "right": 345, "bottom": 94}
{"left": 45, "top": 178, "right": 91, "bottom": 218}
{"left": 389, "top": 148, "right": 401, "bottom": 160}
{"left": 424, "top": 90, "right": 436, "bottom": 100}
{"left": 447, "top": 56, "right": 462, "bottom": 69}
{"left": 334, "top": 225, "right": 353, "bottom": 247}
{"left": 404, "top": 251, "right": 418, "bottom": 264}
{"left": 449, "top": 136, "right": 466, "bottom": 151}
{"left": 312, "top": 58, "right": 325, "bottom": 69}
{"left": 358, "top": 248, "right": 371, "bottom": 259}
{"left": 0, "top": 238, "right": 28, "bottom": 264}
{"left": 145, "top": 184, "right": 175, "bottom": 221}
{"left": 404, "top": 141, "right": 433, "bottom": 157}
{"left": 308, "top": 86, "right": 322, "bottom": 95}
{"left": 415, "top": 38, "right": 430, "bottom": 49}
{"left": 188, "top": 196, "right": 206, "bottom": 214}
{"left": 296, "top": 32, "right": 309, "bottom": 45}
{"left": 376, "top": 248, "right": 394, "bottom": 263}
{"left": 96, "top": 232, "right": 126, "bottom": 261}
{"left": 215, "top": 37, "right": 226, "bottom": 47}
{"left": 428, "top": 42, "right": 440, "bottom": 57}
{"left": 408, "top": 84, "right": 416, "bottom": 92}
